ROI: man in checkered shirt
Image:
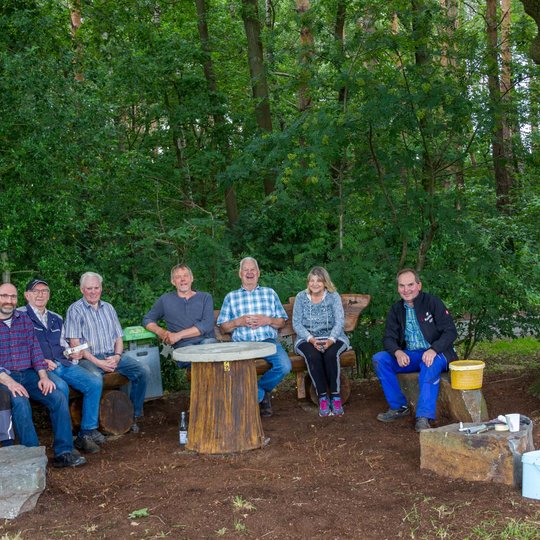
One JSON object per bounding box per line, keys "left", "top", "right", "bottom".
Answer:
{"left": 217, "top": 257, "right": 291, "bottom": 417}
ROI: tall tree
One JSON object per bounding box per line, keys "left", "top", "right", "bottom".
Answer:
{"left": 486, "top": 0, "right": 513, "bottom": 211}
{"left": 241, "top": 0, "right": 275, "bottom": 195}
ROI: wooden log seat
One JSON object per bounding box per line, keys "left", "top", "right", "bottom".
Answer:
{"left": 69, "top": 372, "right": 132, "bottom": 435}
{"left": 215, "top": 294, "right": 371, "bottom": 404}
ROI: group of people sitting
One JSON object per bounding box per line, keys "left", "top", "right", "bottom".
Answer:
{"left": 0, "top": 257, "right": 458, "bottom": 468}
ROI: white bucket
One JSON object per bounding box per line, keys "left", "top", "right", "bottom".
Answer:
{"left": 522, "top": 450, "right": 540, "bottom": 500}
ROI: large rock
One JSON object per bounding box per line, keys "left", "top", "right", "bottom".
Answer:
{"left": 398, "top": 372, "right": 488, "bottom": 423}
{"left": 420, "top": 419, "right": 534, "bottom": 486}
{"left": 0, "top": 446, "right": 47, "bottom": 519}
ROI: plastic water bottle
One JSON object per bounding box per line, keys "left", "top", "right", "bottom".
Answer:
{"left": 179, "top": 411, "right": 188, "bottom": 447}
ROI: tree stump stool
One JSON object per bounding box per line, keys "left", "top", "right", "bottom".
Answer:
{"left": 173, "top": 342, "right": 276, "bottom": 454}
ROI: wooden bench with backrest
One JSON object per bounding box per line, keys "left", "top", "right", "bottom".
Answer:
{"left": 214, "top": 294, "right": 371, "bottom": 404}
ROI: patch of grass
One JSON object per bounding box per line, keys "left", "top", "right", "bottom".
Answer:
{"left": 467, "top": 516, "right": 540, "bottom": 539}
{"left": 232, "top": 495, "right": 256, "bottom": 511}
{"left": 468, "top": 337, "right": 540, "bottom": 374}
{"left": 215, "top": 527, "right": 228, "bottom": 536}
{"left": 233, "top": 520, "right": 247, "bottom": 533}
{"left": 0, "top": 534, "right": 23, "bottom": 540}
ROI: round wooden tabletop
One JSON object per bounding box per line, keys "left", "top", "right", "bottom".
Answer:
{"left": 172, "top": 341, "right": 276, "bottom": 363}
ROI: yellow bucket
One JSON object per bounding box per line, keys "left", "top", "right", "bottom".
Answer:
{"left": 449, "top": 360, "right": 485, "bottom": 390}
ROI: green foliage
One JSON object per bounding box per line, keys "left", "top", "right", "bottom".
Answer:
{"left": 0, "top": 0, "right": 539, "bottom": 366}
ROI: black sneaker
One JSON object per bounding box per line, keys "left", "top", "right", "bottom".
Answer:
{"left": 88, "top": 429, "right": 107, "bottom": 445}
{"left": 415, "top": 417, "right": 431, "bottom": 432}
{"left": 259, "top": 391, "right": 273, "bottom": 417}
{"left": 74, "top": 434, "right": 100, "bottom": 454}
{"left": 376, "top": 405, "right": 411, "bottom": 422}
{"left": 52, "top": 451, "right": 87, "bottom": 468}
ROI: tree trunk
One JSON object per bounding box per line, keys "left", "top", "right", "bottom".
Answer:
{"left": 69, "top": 1, "right": 84, "bottom": 81}
{"left": 296, "top": 0, "right": 314, "bottom": 112}
{"left": 241, "top": 0, "right": 275, "bottom": 195}
{"left": 486, "top": 0, "right": 513, "bottom": 212}
{"left": 195, "top": 0, "right": 238, "bottom": 227}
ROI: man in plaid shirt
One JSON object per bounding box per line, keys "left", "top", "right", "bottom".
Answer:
{"left": 0, "top": 283, "right": 86, "bottom": 467}
{"left": 217, "top": 257, "right": 291, "bottom": 417}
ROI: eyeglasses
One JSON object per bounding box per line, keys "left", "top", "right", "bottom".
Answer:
{"left": 30, "top": 289, "right": 50, "bottom": 295}
{"left": 0, "top": 294, "right": 17, "bottom": 301}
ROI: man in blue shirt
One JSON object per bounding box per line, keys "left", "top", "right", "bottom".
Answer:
{"left": 143, "top": 264, "right": 216, "bottom": 367}
{"left": 372, "top": 269, "right": 458, "bottom": 432}
{"left": 65, "top": 272, "right": 148, "bottom": 433}
{"left": 217, "top": 257, "right": 291, "bottom": 417}
{"left": 20, "top": 278, "right": 105, "bottom": 454}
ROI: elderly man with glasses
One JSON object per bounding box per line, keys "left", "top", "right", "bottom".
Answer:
{"left": 19, "top": 279, "right": 106, "bottom": 454}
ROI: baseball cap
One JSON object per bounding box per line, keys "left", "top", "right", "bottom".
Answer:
{"left": 26, "top": 279, "right": 49, "bottom": 292}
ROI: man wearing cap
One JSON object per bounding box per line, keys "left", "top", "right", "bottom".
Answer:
{"left": 64, "top": 272, "right": 148, "bottom": 433}
{"left": 372, "top": 268, "right": 458, "bottom": 432}
{"left": 0, "top": 282, "right": 86, "bottom": 467}
{"left": 142, "top": 264, "right": 216, "bottom": 367}
{"left": 19, "top": 279, "right": 106, "bottom": 454}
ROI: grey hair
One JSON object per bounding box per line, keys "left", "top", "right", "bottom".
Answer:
{"left": 239, "top": 257, "right": 259, "bottom": 273}
{"left": 170, "top": 264, "right": 193, "bottom": 280}
{"left": 80, "top": 271, "right": 103, "bottom": 287}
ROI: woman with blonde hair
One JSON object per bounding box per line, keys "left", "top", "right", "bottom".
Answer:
{"left": 292, "top": 267, "right": 349, "bottom": 416}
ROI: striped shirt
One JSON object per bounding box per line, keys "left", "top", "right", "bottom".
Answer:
{"left": 0, "top": 310, "right": 47, "bottom": 373}
{"left": 217, "top": 285, "right": 287, "bottom": 342}
{"left": 404, "top": 302, "right": 430, "bottom": 350}
{"left": 64, "top": 298, "right": 123, "bottom": 356}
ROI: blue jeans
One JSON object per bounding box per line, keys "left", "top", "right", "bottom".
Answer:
{"left": 257, "top": 339, "right": 292, "bottom": 402}
{"left": 2, "top": 368, "right": 74, "bottom": 456}
{"left": 49, "top": 362, "right": 103, "bottom": 433}
{"left": 80, "top": 353, "right": 147, "bottom": 417}
{"left": 372, "top": 349, "right": 448, "bottom": 419}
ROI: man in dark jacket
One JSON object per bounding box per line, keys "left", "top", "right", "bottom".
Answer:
{"left": 372, "top": 268, "right": 458, "bottom": 432}
{"left": 21, "top": 279, "right": 105, "bottom": 454}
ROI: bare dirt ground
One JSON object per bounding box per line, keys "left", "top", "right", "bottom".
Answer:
{"left": 2, "top": 369, "right": 540, "bottom": 540}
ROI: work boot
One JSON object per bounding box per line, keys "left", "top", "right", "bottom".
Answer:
{"left": 259, "top": 391, "right": 273, "bottom": 417}
{"left": 415, "top": 417, "right": 431, "bottom": 432}
{"left": 376, "top": 405, "right": 410, "bottom": 422}
{"left": 74, "top": 434, "right": 100, "bottom": 454}
{"left": 52, "top": 451, "right": 87, "bottom": 468}
{"left": 130, "top": 416, "right": 144, "bottom": 433}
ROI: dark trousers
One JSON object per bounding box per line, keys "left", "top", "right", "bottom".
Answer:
{"left": 297, "top": 340, "right": 346, "bottom": 396}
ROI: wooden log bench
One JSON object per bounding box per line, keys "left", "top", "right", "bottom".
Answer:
{"left": 214, "top": 294, "right": 371, "bottom": 404}
{"left": 69, "top": 372, "right": 133, "bottom": 435}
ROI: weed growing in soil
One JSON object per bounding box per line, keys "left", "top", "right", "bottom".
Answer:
{"left": 467, "top": 515, "right": 540, "bottom": 539}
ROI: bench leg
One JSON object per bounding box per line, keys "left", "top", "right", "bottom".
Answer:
{"left": 296, "top": 372, "right": 306, "bottom": 400}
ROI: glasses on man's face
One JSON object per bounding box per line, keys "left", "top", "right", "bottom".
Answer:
{"left": 31, "top": 289, "right": 50, "bottom": 296}
{"left": 0, "top": 294, "right": 17, "bottom": 301}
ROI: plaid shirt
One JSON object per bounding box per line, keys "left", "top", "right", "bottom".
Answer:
{"left": 217, "top": 285, "right": 287, "bottom": 342}
{"left": 404, "top": 302, "right": 430, "bottom": 350}
{"left": 64, "top": 298, "right": 123, "bottom": 356}
{"left": 0, "top": 310, "right": 47, "bottom": 373}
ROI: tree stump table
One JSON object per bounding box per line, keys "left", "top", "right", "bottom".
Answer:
{"left": 173, "top": 342, "right": 275, "bottom": 454}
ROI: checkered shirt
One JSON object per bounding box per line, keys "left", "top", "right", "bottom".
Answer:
{"left": 217, "top": 285, "right": 288, "bottom": 342}
{"left": 0, "top": 311, "right": 47, "bottom": 373}
{"left": 404, "top": 302, "right": 430, "bottom": 350}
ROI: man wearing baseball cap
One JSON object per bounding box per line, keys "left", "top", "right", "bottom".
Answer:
{"left": 20, "top": 279, "right": 106, "bottom": 454}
